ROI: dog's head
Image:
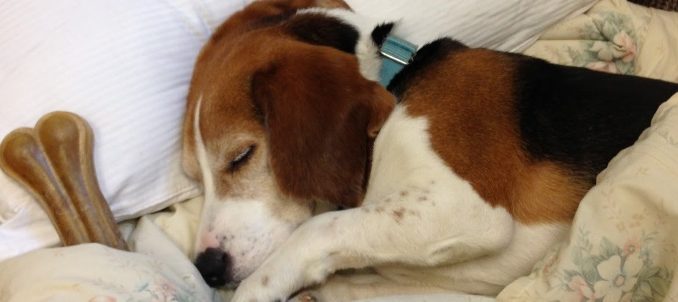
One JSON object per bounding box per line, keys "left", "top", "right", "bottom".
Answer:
{"left": 182, "top": 0, "right": 394, "bottom": 287}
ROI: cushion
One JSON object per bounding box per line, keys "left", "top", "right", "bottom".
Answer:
{"left": 0, "top": 0, "right": 598, "bottom": 262}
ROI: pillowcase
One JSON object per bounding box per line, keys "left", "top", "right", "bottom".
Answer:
{"left": 344, "top": 0, "right": 597, "bottom": 52}
{"left": 0, "top": 0, "right": 246, "bottom": 262}
{"left": 0, "top": 0, "right": 596, "bottom": 262}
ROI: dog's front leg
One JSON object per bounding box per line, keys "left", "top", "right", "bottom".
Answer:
{"left": 290, "top": 272, "right": 453, "bottom": 302}
{"left": 230, "top": 184, "right": 515, "bottom": 302}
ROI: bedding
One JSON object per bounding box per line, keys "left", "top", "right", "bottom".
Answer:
{"left": 2, "top": 0, "right": 678, "bottom": 301}
{"left": 497, "top": 92, "right": 678, "bottom": 301}
{"left": 343, "top": 0, "right": 596, "bottom": 52}
{"left": 495, "top": 1, "right": 678, "bottom": 300}
{"left": 0, "top": 207, "right": 216, "bottom": 302}
{"left": 523, "top": 0, "right": 678, "bottom": 82}
{"left": 0, "top": 0, "right": 596, "bottom": 263}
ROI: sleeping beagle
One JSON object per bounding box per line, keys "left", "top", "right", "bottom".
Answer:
{"left": 181, "top": 0, "right": 678, "bottom": 301}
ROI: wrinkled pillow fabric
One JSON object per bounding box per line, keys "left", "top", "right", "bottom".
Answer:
{"left": 344, "top": 0, "right": 597, "bottom": 52}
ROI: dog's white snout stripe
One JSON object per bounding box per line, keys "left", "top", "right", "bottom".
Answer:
{"left": 193, "top": 95, "right": 221, "bottom": 258}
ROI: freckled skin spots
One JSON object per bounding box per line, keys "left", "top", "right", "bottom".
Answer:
{"left": 361, "top": 207, "right": 370, "bottom": 213}
{"left": 391, "top": 207, "right": 406, "bottom": 223}
{"left": 417, "top": 196, "right": 427, "bottom": 202}
{"left": 400, "top": 191, "right": 409, "bottom": 197}
{"left": 375, "top": 207, "right": 385, "bottom": 213}
{"left": 327, "top": 216, "right": 341, "bottom": 228}
{"left": 261, "top": 276, "right": 269, "bottom": 286}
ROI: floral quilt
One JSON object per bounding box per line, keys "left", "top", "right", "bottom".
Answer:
{"left": 498, "top": 1, "right": 678, "bottom": 301}
{"left": 498, "top": 92, "right": 678, "bottom": 302}
{"left": 523, "top": 0, "right": 678, "bottom": 83}
{"left": 0, "top": 216, "right": 217, "bottom": 302}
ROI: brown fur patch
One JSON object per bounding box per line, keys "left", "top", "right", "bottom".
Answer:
{"left": 391, "top": 207, "right": 406, "bottom": 223}
{"left": 404, "top": 49, "right": 587, "bottom": 223}
{"left": 183, "top": 0, "right": 353, "bottom": 181}
{"left": 182, "top": 0, "right": 394, "bottom": 208}
{"left": 250, "top": 44, "right": 393, "bottom": 207}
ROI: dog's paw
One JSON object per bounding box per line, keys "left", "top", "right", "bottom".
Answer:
{"left": 230, "top": 221, "right": 335, "bottom": 302}
{"left": 289, "top": 291, "right": 319, "bottom": 302}
{"left": 229, "top": 259, "right": 306, "bottom": 302}
{"left": 229, "top": 276, "right": 291, "bottom": 302}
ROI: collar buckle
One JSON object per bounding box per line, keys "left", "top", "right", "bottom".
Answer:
{"left": 378, "top": 36, "right": 417, "bottom": 87}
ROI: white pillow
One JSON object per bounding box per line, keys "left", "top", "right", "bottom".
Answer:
{"left": 0, "top": 0, "right": 246, "bottom": 261}
{"left": 344, "top": 0, "right": 597, "bottom": 52}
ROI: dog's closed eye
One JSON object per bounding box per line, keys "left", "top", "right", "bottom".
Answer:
{"left": 228, "top": 145, "right": 255, "bottom": 173}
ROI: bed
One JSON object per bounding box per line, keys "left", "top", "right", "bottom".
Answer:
{"left": 1, "top": 0, "right": 677, "bottom": 301}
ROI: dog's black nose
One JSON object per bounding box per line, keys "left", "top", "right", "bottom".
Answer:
{"left": 194, "top": 247, "right": 233, "bottom": 287}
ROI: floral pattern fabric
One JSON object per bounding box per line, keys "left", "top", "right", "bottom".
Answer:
{"left": 0, "top": 216, "right": 217, "bottom": 302}
{"left": 498, "top": 1, "right": 678, "bottom": 301}
{"left": 497, "top": 94, "right": 678, "bottom": 301}
{"left": 523, "top": 2, "right": 645, "bottom": 75}
{"left": 523, "top": 0, "right": 678, "bottom": 83}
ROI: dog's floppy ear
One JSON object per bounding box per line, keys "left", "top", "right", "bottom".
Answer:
{"left": 251, "top": 47, "right": 394, "bottom": 208}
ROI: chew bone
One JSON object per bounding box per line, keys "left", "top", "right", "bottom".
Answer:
{"left": 0, "top": 112, "right": 128, "bottom": 250}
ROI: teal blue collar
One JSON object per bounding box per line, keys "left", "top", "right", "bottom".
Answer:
{"left": 378, "top": 36, "right": 418, "bottom": 87}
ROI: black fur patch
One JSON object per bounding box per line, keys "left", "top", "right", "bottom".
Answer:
{"left": 387, "top": 38, "right": 467, "bottom": 97}
{"left": 516, "top": 57, "right": 678, "bottom": 182}
{"left": 370, "top": 23, "right": 394, "bottom": 47}
{"left": 285, "top": 13, "right": 359, "bottom": 54}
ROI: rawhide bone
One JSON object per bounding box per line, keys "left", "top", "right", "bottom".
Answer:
{"left": 0, "top": 112, "right": 127, "bottom": 250}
